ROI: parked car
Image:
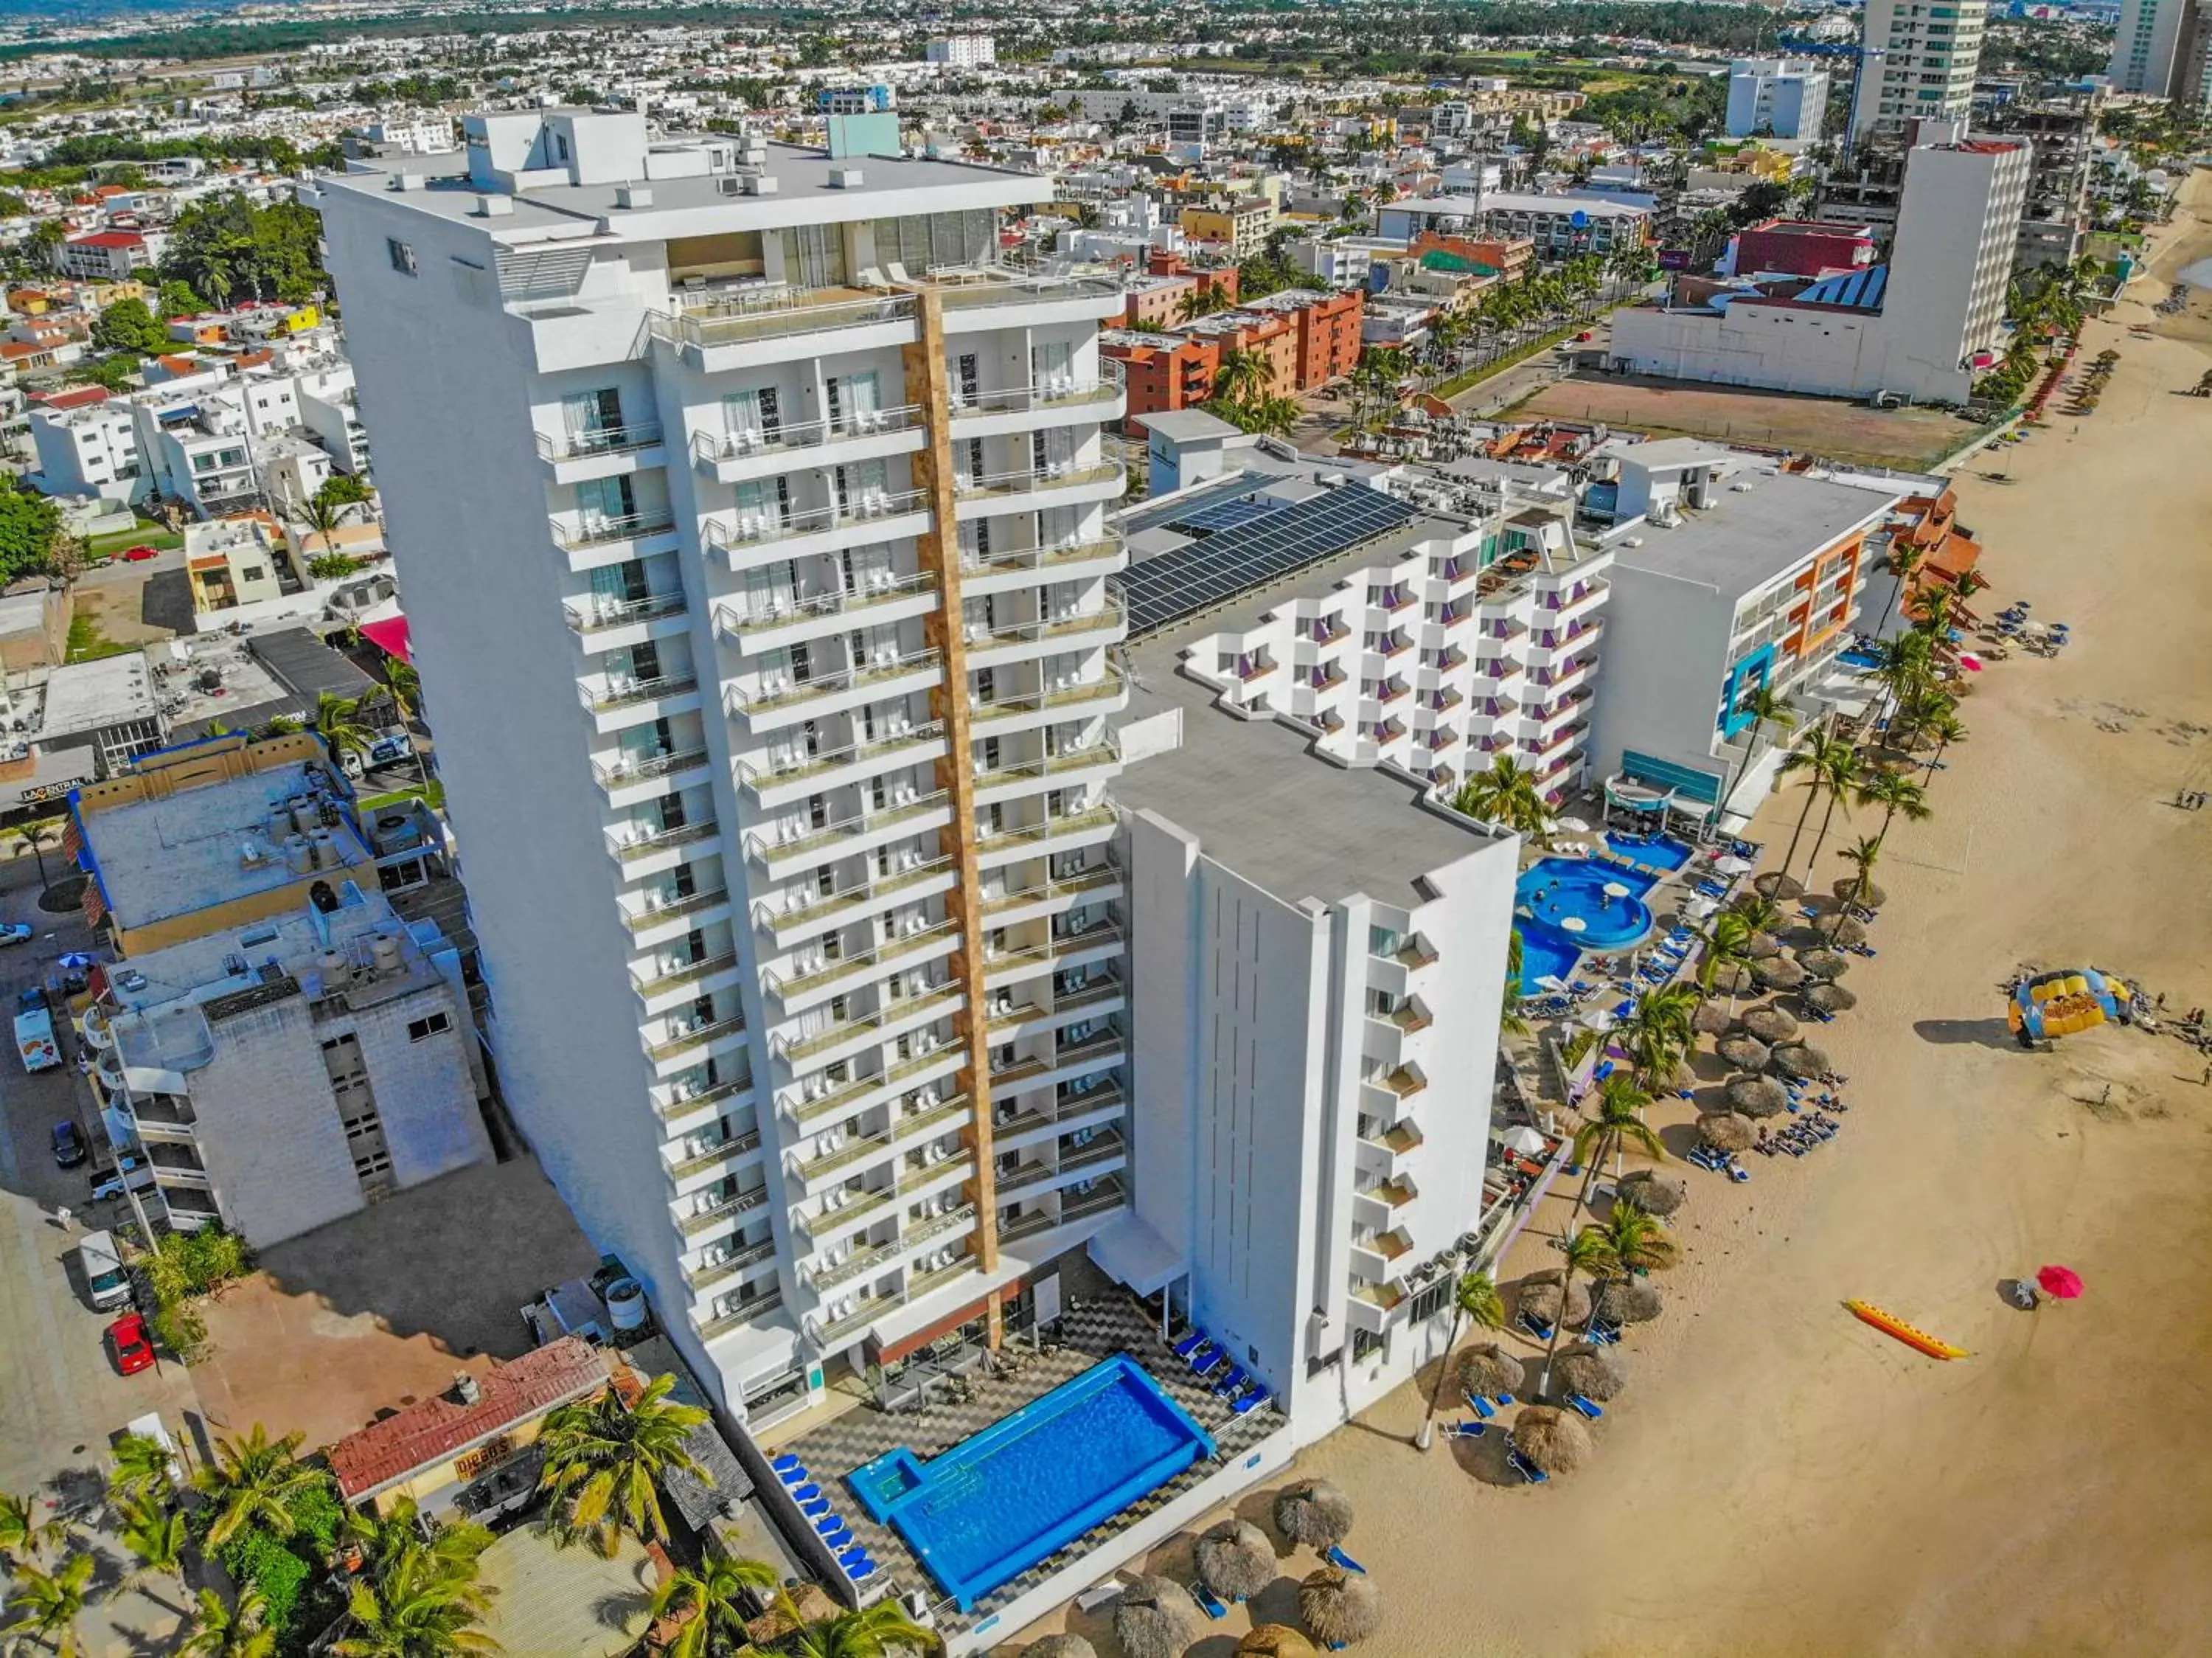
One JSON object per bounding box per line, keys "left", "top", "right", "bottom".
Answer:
{"left": 52, "top": 1120, "right": 86, "bottom": 1168}
{"left": 106, "top": 1312, "right": 156, "bottom": 1375}
{"left": 366, "top": 733, "right": 413, "bottom": 767}
{"left": 122, "top": 544, "right": 161, "bottom": 563}
{"left": 0, "top": 923, "right": 30, "bottom": 947}
{"left": 80, "top": 1228, "right": 133, "bottom": 1310}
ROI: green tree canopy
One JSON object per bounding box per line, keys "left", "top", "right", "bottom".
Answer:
{"left": 0, "top": 478, "right": 61, "bottom": 585}
{"left": 91, "top": 295, "right": 169, "bottom": 354}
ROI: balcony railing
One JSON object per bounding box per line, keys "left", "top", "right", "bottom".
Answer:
{"left": 762, "top": 918, "right": 961, "bottom": 1002}
{"left": 657, "top": 1072, "right": 751, "bottom": 1123}
{"left": 773, "top": 984, "right": 962, "bottom": 1065}
{"left": 650, "top": 291, "right": 918, "bottom": 352}
{"left": 981, "top": 859, "right": 1122, "bottom": 916}
{"left": 552, "top": 511, "right": 677, "bottom": 552}
{"left": 727, "top": 648, "right": 942, "bottom": 723}
{"left": 705, "top": 489, "right": 928, "bottom": 557}
{"left": 967, "top": 587, "right": 1126, "bottom": 652}
{"left": 676, "top": 1182, "right": 770, "bottom": 1235}
{"left": 685, "top": 1235, "right": 777, "bottom": 1291}
{"left": 793, "top": 1095, "right": 970, "bottom": 1183}
{"left": 972, "top": 666, "right": 1127, "bottom": 728}
{"left": 594, "top": 746, "right": 709, "bottom": 789}
{"left": 627, "top": 887, "right": 731, "bottom": 935}
{"left": 698, "top": 1288, "right": 784, "bottom": 1341}
{"left": 538, "top": 421, "right": 664, "bottom": 463}
{"left": 754, "top": 854, "right": 955, "bottom": 936}
{"left": 633, "top": 949, "right": 741, "bottom": 998}
{"left": 963, "top": 536, "right": 1126, "bottom": 577}
{"left": 716, "top": 572, "right": 938, "bottom": 642}
{"left": 608, "top": 819, "right": 719, "bottom": 863}
{"left": 975, "top": 734, "right": 1123, "bottom": 793}
{"left": 736, "top": 721, "right": 944, "bottom": 800}
{"left": 975, "top": 802, "right": 1119, "bottom": 855}
{"left": 646, "top": 1013, "right": 748, "bottom": 1065}
{"left": 953, "top": 461, "right": 1121, "bottom": 502}
{"left": 566, "top": 591, "right": 687, "bottom": 637}
{"left": 690, "top": 405, "right": 922, "bottom": 467}
{"left": 745, "top": 788, "right": 948, "bottom": 868}
{"left": 671, "top": 1128, "right": 761, "bottom": 1179}
{"left": 950, "top": 380, "right": 1119, "bottom": 417}
{"left": 581, "top": 672, "right": 698, "bottom": 715}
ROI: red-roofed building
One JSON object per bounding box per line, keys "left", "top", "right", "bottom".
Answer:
{"left": 1728, "top": 219, "right": 1877, "bottom": 280}
{"left": 55, "top": 229, "right": 162, "bottom": 282}
{"left": 327, "top": 1336, "right": 611, "bottom": 1514}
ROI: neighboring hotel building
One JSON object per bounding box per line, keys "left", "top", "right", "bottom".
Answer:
{"left": 309, "top": 111, "right": 1136, "bottom": 1422}
{"left": 1585, "top": 443, "right": 1907, "bottom": 830}
{"left": 74, "top": 733, "right": 491, "bottom": 1243}
{"left": 1727, "top": 57, "right": 1832, "bottom": 139}
{"left": 1851, "top": 0, "right": 1989, "bottom": 141}
{"left": 2106, "top": 0, "right": 2212, "bottom": 106}
{"left": 925, "top": 35, "right": 996, "bottom": 69}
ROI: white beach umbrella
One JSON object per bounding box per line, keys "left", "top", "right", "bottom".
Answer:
{"left": 1501, "top": 1125, "right": 1548, "bottom": 1156}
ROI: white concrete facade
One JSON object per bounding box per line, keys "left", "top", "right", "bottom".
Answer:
{"left": 1727, "top": 58, "right": 1832, "bottom": 139}
{"left": 1853, "top": 0, "right": 1989, "bottom": 139}
{"left": 2107, "top": 0, "right": 2212, "bottom": 104}
{"left": 310, "top": 112, "right": 1137, "bottom": 1422}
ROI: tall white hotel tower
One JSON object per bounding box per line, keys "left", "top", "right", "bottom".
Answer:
{"left": 311, "top": 111, "right": 1134, "bottom": 1416}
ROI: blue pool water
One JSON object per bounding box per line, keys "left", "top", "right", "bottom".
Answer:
{"left": 1516, "top": 858, "right": 1660, "bottom": 993}
{"left": 846, "top": 1356, "right": 1216, "bottom": 1611}
{"left": 1603, "top": 830, "right": 1693, "bottom": 873}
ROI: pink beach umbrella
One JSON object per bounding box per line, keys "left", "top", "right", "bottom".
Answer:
{"left": 1958, "top": 653, "right": 1986, "bottom": 672}
{"left": 2036, "top": 1265, "right": 2084, "bottom": 1300}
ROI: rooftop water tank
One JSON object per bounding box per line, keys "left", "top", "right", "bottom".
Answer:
{"left": 604, "top": 1276, "right": 649, "bottom": 1333}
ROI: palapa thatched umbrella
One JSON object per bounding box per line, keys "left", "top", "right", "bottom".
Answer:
{"left": 1771, "top": 1041, "right": 1830, "bottom": 1080}
{"left": 1458, "top": 1342, "right": 1523, "bottom": 1400}
{"left": 1832, "top": 875, "right": 1887, "bottom": 909}
{"left": 1797, "top": 948, "right": 1851, "bottom": 981}
{"left": 1298, "top": 1567, "right": 1382, "bottom": 1649}
{"left": 1717, "top": 1033, "right": 1770, "bottom": 1072}
{"left": 1512, "top": 1405, "right": 1595, "bottom": 1474}
{"left": 1592, "top": 1277, "right": 1664, "bottom": 1326}
{"left": 1273, "top": 1479, "right": 1354, "bottom": 1551}
{"left": 1518, "top": 1272, "right": 1591, "bottom": 1330}
{"left": 1027, "top": 1637, "right": 1099, "bottom": 1658}
{"left": 1697, "top": 1111, "right": 1757, "bottom": 1152}
{"left": 1238, "top": 1627, "right": 1320, "bottom": 1658}
{"left": 1812, "top": 912, "right": 1868, "bottom": 948}
{"left": 1726, "top": 1074, "right": 1790, "bottom": 1118}
{"left": 1742, "top": 930, "right": 1783, "bottom": 960}
{"left": 1195, "top": 1519, "right": 1276, "bottom": 1603}
{"left": 1741, "top": 1004, "right": 1801, "bottom": 1044}
{"left": 1801, "top": 981, "right": 1857, "bottom": 1014}
{"left": 1113, "top": 1576, "right": 1200, "bottom": 1658}
{"left": 1751, "top": 954, "right": 1808, "bottom": 991}
{"left": 1693, "top": 999, "right": 1735, "bottom": 1037}
{"left": 1707, "top": 961, "right": 1758, "bottom": 997}
{"left": 1615, "top": 1169, "right": 1687, "bottom": 1218}
{"left": 1753, "top": 871, "right": 1805, "bottom": 900}
{"left": 745, "top": 1584, "right": 841, "bottom": 1648}
{"left": 1553, "top": 1344, "right": 1630, "bottom": 1402}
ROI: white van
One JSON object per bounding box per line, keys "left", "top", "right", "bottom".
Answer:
{"left": 79, "top": 1229, "right": 132, "bottom": 1311}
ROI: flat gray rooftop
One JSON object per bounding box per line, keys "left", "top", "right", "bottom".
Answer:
{"left": 41, "top": 652, "right": 156, "bottom": 740}
{"left": 85, "top": 760, "right": 373, "bottom": 931}
{"left": 1609, "top": 472, "right": 1900, "bottom": 600}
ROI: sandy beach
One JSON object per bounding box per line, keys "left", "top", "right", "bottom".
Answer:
{"left": 1006, "top": 170, "right": 2212, "bottom": 1657}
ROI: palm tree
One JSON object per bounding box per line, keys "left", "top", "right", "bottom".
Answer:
{"left": 1453, "top": 755, "right": 1552, "bottom": 842}
{"left": 1499, "top": 929, "right": 1529, "bottom": 1040}
{"left": 1584, "top": 1200, "right": 1680, "bottom": 1276}
{"left": 347, "top": 1498, "right": 493, "bottom": 1586}
{"left": 0, "top": 1491, "right": 69, "bottom": 1569}
{"left": 313, "top": 693, "right": 375, "bottom": 765}
{"left": 1917, "top": 707, "right": 1968, "bottom": 780}
{"left": 1573, "top": 1072, "right": 1666, "bottom": 1190}
{"left": 1210, "top": 345, "right": 1273, "bottom": 406}
{"left": 537, "top": 1373, "right": 710, "bottom": 1555}
{"left": 11, "top": 819, "right": 62, "bottom": 892}
{"left": 108, "top": 1432, "right": 176, "bottom": 1507}
{"left": 1837, "top": 834, "right": 1884, "bottom": 914}
{"left": 1854, "top": 766, "right": 1930, "bottom": 848}
{"left": 1777, "top": 729, "right": 1856, "bottom": 878}
{"left": 1615, "top": 981, "right": 1699, "bottom": 1093}
{"left": 1415, "top": 1270, "right": 1505, "bottom": 1451}
{"left": 1864, "top": 632, "right": 1933, "bottom": 732}
{"left": 777, "top": 1598, "right": 945, "bottom": 1658}
{"left": 1535, "top": 1227, "right": 1617, "bottom": 1400}
{"left": 330, "top": 1547, "right": 498, "bottom": 1658}
{"left": 1175, "top": 285, "right": 1229, "bottom": 325}
{"left": 1799, "top": 745, "right": 1863, "bottom": 887}
{"left": 1873, "top": 539, "right": 1925, "bottom": 636}
{"left": 192, "top": 1425, "right": 318, "bottom": 1550}
{"left": 291, "top": 490, "right": 345, "bottom": 558}
{"left": 3, "top": 1552, "right": 96, "bottom": 1655}
{"left": 118, "top": 1492, "right": 191, "bottom": 1613}
{"left": 650, "top": 1555, "right": 779, "bottom": 1658}
{"left": 1728, "top": 891, "right": 1784, "bottom": 937}
{"left": 178, "top": 1587, "right": 277, "bottom": 1658}
{"left": 1697, "top": 910, "right": 1756, "bottom": 1013}
{"left": 1722, "top": 685, "right": 1797, "bottom": 822}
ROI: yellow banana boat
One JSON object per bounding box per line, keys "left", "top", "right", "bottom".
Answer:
{"left": 1846, "top": 1300, "right": 1971, "bottom": 1360}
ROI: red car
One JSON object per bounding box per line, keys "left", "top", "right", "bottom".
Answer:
{"left": 106, "top": 1311, "right": 156, "bottom": 1375}
{"left": 122, "top": 544, "right": 161, "bottom": 563}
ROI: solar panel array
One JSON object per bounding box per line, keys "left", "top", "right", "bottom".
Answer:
{"left": 1123, "top": 487, "right": 1424, "bottom": 639}
{"left": 1169, "top": 496, "right": 1288, "bottom": 535}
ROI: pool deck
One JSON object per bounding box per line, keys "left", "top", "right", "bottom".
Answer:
{"left": 781, "top": 1292, "right": 1280, "bottom": 1643}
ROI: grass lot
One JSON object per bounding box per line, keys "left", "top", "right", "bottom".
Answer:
{"left": 86, "top": 521, "right": 181, "bottom": 560}
{"left": 360, "top": 779, "right": 444, "bottom": 812}
{"left": 64, "top": 612, "right": 139, "bottom": 662}
{"left": 1513, "top": 373, "right": 1984, "bottom": 470}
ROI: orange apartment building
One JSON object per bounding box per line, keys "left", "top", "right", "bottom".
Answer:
{"left": 1408, "top": 230, "right": 1535, "bottom": 285}
{"left": 1103, "top": 286, "right": 1365, "bottom": 435}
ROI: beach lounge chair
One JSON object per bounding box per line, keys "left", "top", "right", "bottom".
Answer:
{"left": 776, "top": 1463, "right": 809, "bottom": 1485}
{"left": 799, "top": 1497, "right": 830, "bottom": 1518}
{"left": 815, "top": 1513, "right": 847, "bottom": 1536}
{"left": 771, "top": 1453, "right": 802, "bottom": 1474}
{"left": 1495, "top": 1392, "right": 1516, "bottom": 1406}
{"left": 1193, "top": 1581, "right": 1230, "bottom": 1620}
{"left": 789, "top": 1484, "right": 821, "bottom": 1504}
{"left": 1075, "top": 1582, "right": 1127, "bottom": 1613}
{"left": 1446, "top": 1420, "right": 1488, "bottom": 1440}
{"left": 821, "top": 1525, "right": 853, "bottom": 1550}
{"left": 1214, "top": 1364, "right": 1248, "bottom": 1398}
{"left": 1232, "top": 1387, "right": 1271, "bottom": 1415}
{"left": 1518, "top": 1310, "right": 1555, "bottom": 1342}
{"left": 1566, "top": 1393, "right": 1605, "bottom": 1420}
{"left": 1509, "top": 1450, "right": 1551, "bottom": 1485}
{"left": 838, "top": 1545, "right": 872, "bottom": 1569}
{"left": 1172, "top": 1329, "right": 1208, "bottom": 1359}
{"left": 1467, "top": 1392, "right": 1495, "bottom": 1419}
{"left": 1186, "top": 1341, "right": 1220, "bottom": 1373}
{"left": 848, "top": 1560, "right": 878, "bottom": 1586}
{"left": 1326, "top": 1546, "right": 1366, "bottom": 1575}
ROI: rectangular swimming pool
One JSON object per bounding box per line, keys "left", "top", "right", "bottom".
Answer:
{"left": 1604, "top": 830, "right": 1693, "bottom": 874}
{"left": 846, "top": 1355, "right": 1216, "bottom": 1611}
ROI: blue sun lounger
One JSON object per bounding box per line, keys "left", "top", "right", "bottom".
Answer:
{"left": 1172, "top": 1329, "right": 1208, "bottom": 1359}
{"left": 1325, "top": 1546, "right": 1366, "bottom": 1575}
{"left": 776, "top": 1463, "right": 809, "bottom": 1485}
{"left": 815, "top": 1513, "right": 847, "bottom": 1536}
{"left": 799, "top": 1496, "right": 829, "bottom": 1518}
{"left": 1566, "top": 1393, "right": 1605, "bottom": 1420}
{"left": 1495, "top": 1392, "right": 1515, "bottom": 1406}
{"left": 771, "top": 1452, "right": 802, "bottom": 1474}
{"left": 837, "top": 1545, "right": 872, "bottom": 1571}
{"left": 1214, "top": 1363, "right": 1248, "bottom": 1397}
{"left": 1446, "top": 1419, "right": 1487, "bottom": 1440}
{"left": 789, "top": 1483, "right": 821, "bottom": 1504}
{"left": 1193, "top": 1581, "right": 1229, "bottom": 1619}
{"left": 1186, "top": 1341, "right": 1220, "bottom": 1373}
{"left": 1231, "top": 1387, "right": 1270, "bottom": 1415}
{"left": 821, "top": 1525, "right": 853, "bottom": 1550}
{"left": 1466, "top": 1392, "right": 1495, "bottom": 1419}
{"left": 1508, "top": 1450, "right": 1551, "bottom": 1485}
{"left": 1518, "top": 1309, "right": 1555, "bottom": 1342}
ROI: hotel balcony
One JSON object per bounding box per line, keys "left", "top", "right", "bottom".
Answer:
{"left": 1540, "top": 577, "right": 1608, "bottom": 625}
{"left": 743, "top": 788, "right": 953, "bottom": 882}
{"left": 664, "top": 1125, "right": 764, "bottom": 1191}
{"left": 973, "top": 734, "right": 1123, "bottom": 808}
{"left": 656, "top": 1071, "right": 754, "bottom": 1131}
{"left": 961, "top": 535, "right": 1129, "bottom": 595}
{"left": 632, "top": 948, "right": 744, "bottom": 1012}
{"left": 703, "top": 489, "right": 933, "bottom": 572}
{"left": 1526, "top": 620, "right": 1604, "bottom": 666}
{"left": 644, "top": 1012, "right": 749, "bottom": 1074}
{"left": 970, "top": 665, "right": 1129, "bottom": 739}
{"left": 771, "top": 984, "right": 963, "bottom": 1073}
{"left": 1373, "top": 586, "right": 1416, "bottom": 616}
{"left": 564, "top": 589, "right": 689, "bottom": 651}
{"left": 975, "top": 802, "right": 1119, "bottom": 870}
{"left": 795, "top": 1149, "right": 974, "bottom": 1247}
{"left": 605, "top": 816, "right": 720, "bottom": 875}
{"left": 987, "top": 972, "right": 1127, "bottom": 1043}
{"left": 788, "top": 1094, "right": 973, "bottom": 1193}
{"left": 689, "top": 405, "right": 925, "bottom": 485}
{"left": 735, "top": 721, "right": 947, "bottom": 811}
{"left": 726, "top": 648, "right": 944, "bottom": 734}
{"left": 761, "top": 918, "right": 963, "bottom": 1015}
{"left": 126, "top": 1094, "right": 198, "bottom": 1143}
{"left": 805, "top": 1200, "right": 979, "bottom": 1298}
{"left": 964, "top": 589, "right": 1127, "bottom": 669}
{"left": 1349, "top": 1226, "right": 1416, "bottom": 1283}
{"left": 536, "top": 421, "right": 669, "bottom": 484}
{"left": 1346, "top": 1280, "right": 1407, "bottom": 1334}
{"left": 674, "top": 1181, "right": 771, "bottom": 1238}
{"left": 981, "top": 860, "right": 1124, "bottom": 929}
{"left": 650, "top": 289, "right": 923, "bottom": 372}
{"left": 592, "top": 746, "right": 713, "bottom": 807}
{"left": 951, "top": 460, "right": 1124, "bottom": 522}
{"left": 683, "top": 1234, "right": 778, "bottom": 1294}
{"left": 983, "top": 923, "right": 1125, "bottom": 994}
{"left": 948, "top": 378, "right": 1124, "bottom": 440}
{"left": 714, "top": 572, "right": 940, "bottom": 655}
{"left": 624, "top": 883, "right": 734, "bottom": 946}
{"left": 933, "top": 270, "right": 1127, "bottom": 331}
{"left": 1352, "top": 1175, "right": 1419, "bottom": 1235}
{"left": 696, "top": 1288, "right": 785, "bottom": 1344}
{"left": 578, "top": 670, "right": 702, "bottom": 735}
{"left": 751, "top": 854, "right": 959, "bottom": 948}
{"left": 551, "top": 510, "right": 681, "bottom": 571}
{"left": 993, "top": 1083, "right": 1127, "bottom": 1153}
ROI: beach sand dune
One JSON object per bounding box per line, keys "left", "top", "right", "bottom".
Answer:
{"left": 1004, "top": 173, "right": 2212, "bottom": 1658}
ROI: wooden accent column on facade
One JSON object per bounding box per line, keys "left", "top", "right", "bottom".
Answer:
{"left": 903, "top": 288, "right": 1000, "bottom": 1280}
